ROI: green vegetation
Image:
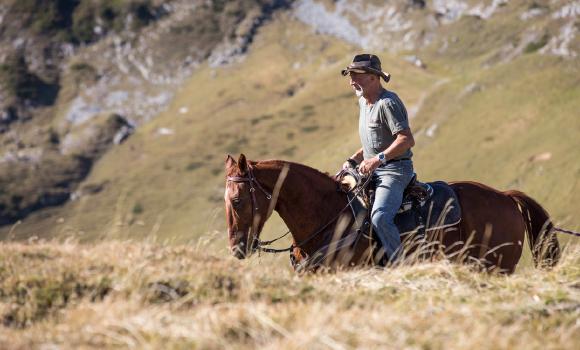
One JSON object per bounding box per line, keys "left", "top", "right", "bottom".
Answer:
{"left": 9, "top": 0, "right": 79, "bottom": 37}
{"left": 185, "top": 162, "right": 204, "bottom": 171}
{"left": 0, "top": 241, "right": 578, "bottom": 348}
{"left": 132, "top": 202, "right": 144, "bottom": 215}
{"left": 72, "top": 0, "right": 162, "bottom": 43}
{"left": 0, "top": 50, "right": 58, "bottom": 105}
{"left": 524, "top": 34, "right": 549, "bottom": 53}
{"left": 3, "top": 0, "right": 165, "bottom": 44}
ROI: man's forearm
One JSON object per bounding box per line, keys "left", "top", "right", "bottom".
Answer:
{"left": 381, "top": 137, "right": 413, "bottom": 160}
{"left": 349, "top": 148, "right": 364, "bottom": 163}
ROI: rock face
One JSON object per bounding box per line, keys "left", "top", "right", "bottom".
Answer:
{"left": 59, "top": 113, "right": 134, "bottom": 158}
{"left": 292, "top": 0, "right": 578, "bottom": 56}
{"left": 0, "top": 0, "right": 169, "bottom": 226}
{"left": 0, "top": 0, "right": 292, "bottom": 226}
{"left": 0, "top": 151, "right": 91, "bottom": 226}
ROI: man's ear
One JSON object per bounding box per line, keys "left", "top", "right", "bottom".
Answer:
{"left": 225, "top": 154, "right": 236, "bottom": 170}
{"left": 238, "top": 154, "right": 248, "bottom": 174}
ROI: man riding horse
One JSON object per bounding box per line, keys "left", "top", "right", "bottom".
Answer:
{"left": 341, "top": 54, "right": 415, "bottom": 263}
{"left": 224, "top": 55, "right": 563, "bottom": 273}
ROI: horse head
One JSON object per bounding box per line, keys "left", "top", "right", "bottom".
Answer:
{"left": 224, "top": 154, "right": 272, "bottom": 259}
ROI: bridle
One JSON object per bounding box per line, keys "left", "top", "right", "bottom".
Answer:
{"left": 227, "top": 165, "right": 272, "bottom": 212}
{"left": 226, "top": 165, "right": 283, "bottom": 254}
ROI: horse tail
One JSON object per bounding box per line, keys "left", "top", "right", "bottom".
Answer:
{"left": 506, "top": 190, "right": 560, "bottom": 268}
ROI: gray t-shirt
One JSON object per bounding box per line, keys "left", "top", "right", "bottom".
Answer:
{"left": 358, "top": 89, "right": 413, "bottom": 160}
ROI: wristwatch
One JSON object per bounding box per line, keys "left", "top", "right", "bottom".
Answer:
{"left": 377, "top": 152, "right": 387, "bottom": 165}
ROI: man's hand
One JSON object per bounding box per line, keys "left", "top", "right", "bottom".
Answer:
{"left": 359, "top": 157, "right": 380, "bottom": 175}
{"left": 342, "top": 158, "right": 358, "bottom": 170}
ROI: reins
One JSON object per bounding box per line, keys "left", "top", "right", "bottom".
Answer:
{"left": 226, "top": 165, "right": 373, "bottom": 255}
{"left": 287, "top": 172, "right": 372, "bottom": 251}
{"left": 553, "top": 227, "right": 580, "bottom": 237}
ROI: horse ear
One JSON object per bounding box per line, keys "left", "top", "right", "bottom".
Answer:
{"left": 238, "top": 153, "right": 248, "bottom": 174}
{"left": 225, "top": 154, "right": 236, "bottom": 170}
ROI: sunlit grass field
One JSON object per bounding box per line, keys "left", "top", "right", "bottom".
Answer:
{"left": 0, "top": 238, "right": 578, "bottom": 349}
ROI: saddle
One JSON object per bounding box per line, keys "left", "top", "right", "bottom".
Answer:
{"left": 337, "top": 168, "right": 461, "bottom": 244}
{"left": 338, "top": 169, "right": 432, "bottom": 209}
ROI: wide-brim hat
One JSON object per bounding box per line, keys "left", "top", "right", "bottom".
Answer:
{"left": 341, "top": 53, "right": 391, "bottom": 83}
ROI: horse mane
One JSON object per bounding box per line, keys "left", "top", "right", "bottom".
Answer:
{"left": 251, "top": 159, "right": 340, "bottom": 187}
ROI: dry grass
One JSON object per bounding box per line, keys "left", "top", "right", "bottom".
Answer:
{"left": 0, "top": 238, "right": 578, "bottom": 349}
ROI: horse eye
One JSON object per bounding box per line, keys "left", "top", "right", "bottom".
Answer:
{"left": 232, "top": 198, "right": 241, "bottom": 207}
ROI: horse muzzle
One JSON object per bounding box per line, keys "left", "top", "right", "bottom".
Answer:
{"left": 230, "top": 237, "right": 259, "bottom": 259}
{"left": 231, "top": 242, "right": 247, "bottom": 259}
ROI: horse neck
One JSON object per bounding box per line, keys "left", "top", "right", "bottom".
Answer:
{"left": 253, "top": 161, "right": 349, "bottom": 253}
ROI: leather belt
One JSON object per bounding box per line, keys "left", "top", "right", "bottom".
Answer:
{"left": 379, "top": 158, "right": 411, "bottom": 167}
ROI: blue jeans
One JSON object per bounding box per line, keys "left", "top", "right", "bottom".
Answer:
{"left": 371, "top": 160, "right": 414, "bottom": 262}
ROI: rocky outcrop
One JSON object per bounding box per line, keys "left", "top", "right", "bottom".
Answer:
{"left": 0, "top": 151, "right": 91, "bottom": 226}
{"left": 59, "top": 113, "right": 134, "bottom": 158}
{"left": 0, "top": 50, "right": 59, "bottom": 128}
{"left": 0, "top": 112, "right": 133, "bottom": 225}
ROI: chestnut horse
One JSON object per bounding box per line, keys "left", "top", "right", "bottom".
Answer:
{"left": 224, "top": 154, "right": 560, "bottom": 273}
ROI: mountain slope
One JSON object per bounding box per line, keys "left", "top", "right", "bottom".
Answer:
{"left": 4, "top": 13, "right": 438, "bottom": 241}
{"left": 1, "top": 0, "right": 579, "bottom": 244}
{"left": 0, "top": 0, "right": 292, "bottom": 228}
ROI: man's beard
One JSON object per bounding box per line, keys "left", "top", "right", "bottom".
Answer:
{"left": 353, "top": 83, "right": 364, "bottom": 97}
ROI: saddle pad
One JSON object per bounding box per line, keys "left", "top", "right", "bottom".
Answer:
{"left": 395, "top": 181, "right": 461, "bottom": 235}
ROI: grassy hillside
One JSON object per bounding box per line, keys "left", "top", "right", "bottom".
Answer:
{"left": 412, "top": 54, "right": 580, "bottom": 224}
{"left": 1, "top": 13, "right": 438, "bottom": 241}
{"left": 2, "top": 4, "right": 578, "bottom": 244}
{"left": 0, "top": 240, "right": 578, "bottom": 349}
